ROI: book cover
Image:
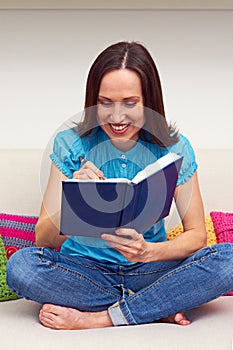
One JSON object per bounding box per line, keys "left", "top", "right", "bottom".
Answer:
{"left": 60, "top": 153, "right": 183, "bottom": 237}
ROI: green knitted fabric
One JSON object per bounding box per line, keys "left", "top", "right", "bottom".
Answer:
{"left": 0, "top": 236, "right": 18, "bottom": 301}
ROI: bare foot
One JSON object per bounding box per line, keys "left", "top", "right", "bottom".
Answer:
{"left": 39, "top": 304, "right": 113, "bottom": 330}
{"left": 39, "top": 304, "right": 190, "bottom": 330}
{"left": 159, "top": 312, "right": 191, "bottom": 326}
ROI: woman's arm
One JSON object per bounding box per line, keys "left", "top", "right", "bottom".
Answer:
{"left": 153, "top": 171, "right": 207, "bottom": 261}
{"left": 36, "top": 160, "right": 104, "bottom": 248}
{"left": 102, "top": 172, "right": 207, "bottom": 262}
{"left": 35, "top": 163, "right": 69, "bottom": 248}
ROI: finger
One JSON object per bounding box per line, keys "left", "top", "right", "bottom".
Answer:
{"left": 73, "top": 171, "right": 80, "bottom": 179}
{"left": 73, "top": 169, "right": 99, "bottom": 180}
{"left": 102, "top": 237, "right": 138, "bottom": 254}
{"left": 101, "top": 233, "right": 135, "bottom": 246}
{"left": 115, "top": 228, "right": 141, "bottom": 241}
{"left": 102, "top": 235, "right": 147, "bottom": 262}
{"left": 82, "top": 161, "right": 104, "bottom": 178}
{"left": 83, "top": 168, "right": 100, "bottom": 179}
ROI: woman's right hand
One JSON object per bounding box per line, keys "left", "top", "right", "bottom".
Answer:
{"left": 73, "top": 161, "right": 105, "bottom": 180}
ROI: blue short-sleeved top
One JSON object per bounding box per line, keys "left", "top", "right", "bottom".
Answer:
{"left": 50, "top": 126, "right": 197, "bottom": 265}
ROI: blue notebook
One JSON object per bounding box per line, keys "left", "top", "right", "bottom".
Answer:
{"left": 60, "top": 153, "right": 183, "bottom": 237}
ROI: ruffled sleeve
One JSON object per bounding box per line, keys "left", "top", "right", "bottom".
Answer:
{"left": 168, "top": 134, "right": 198, "bottom": 186}
{"left": 50, "top": 128, "right": 85, "bottom": 178}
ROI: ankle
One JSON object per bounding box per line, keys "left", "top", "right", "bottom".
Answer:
{"left": 87, "top": 310, "right": 113, "bottom": 329}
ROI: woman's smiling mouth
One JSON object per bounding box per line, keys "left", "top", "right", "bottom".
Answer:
{"left": 109, "top": 123, "right": 130, "bottom": 134}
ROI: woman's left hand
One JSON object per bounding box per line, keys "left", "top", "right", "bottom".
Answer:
{"left": 101, "top": 228, "right": 151, "bottom": 263}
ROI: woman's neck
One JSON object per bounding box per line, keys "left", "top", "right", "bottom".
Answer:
{"left": 109, "top": 138, "right": 139, "bottom": 153}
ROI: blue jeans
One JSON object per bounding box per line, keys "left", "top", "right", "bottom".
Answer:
{"left": 6, "top": 243, "right": 233, "bottom": 326}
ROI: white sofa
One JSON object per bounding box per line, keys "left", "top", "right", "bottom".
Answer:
{"left": 0, "top": 148, "right": 233, "bottom": 350}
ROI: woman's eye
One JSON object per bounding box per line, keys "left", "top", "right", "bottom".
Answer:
{"left": 98, "top": 101, "right": 136, "bottom": 108}
{"left": 124, "top": 102, "right": 136, "bottom": 108}
{"left": 100, "top": 101, "right": 113, "bottom": 108}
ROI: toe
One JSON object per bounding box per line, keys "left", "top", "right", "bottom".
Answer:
{"left": 174, "top": 312, "right": 191, "bottom": 326}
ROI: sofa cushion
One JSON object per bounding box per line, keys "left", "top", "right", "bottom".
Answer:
{"left": 210, "top": 211, "right": 233, "bottom": 243}
{"left": 0, "top": 297, "right": 233, "bottom": 350}
{"left": 0, "top": 213, "right": 37, "bottom": 259}
{"left": 167, "top": 215, "right": 217, "bottom": 246}
{"left": 210, "top": 211, "right": 233, "bottom": 296}
{"left": 0, "top": 213, "right": 38, "bottom": 301}
{"left": 0, "top": 236, "right": 18, "bottom": 301}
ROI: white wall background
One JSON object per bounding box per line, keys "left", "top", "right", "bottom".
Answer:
{"left": 0, "top": 10, "right": 232, "bottom": 150}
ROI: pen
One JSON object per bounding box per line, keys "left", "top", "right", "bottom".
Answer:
{"left": 78, "top": 156, "right": 105, "bottom": 180}
{"left": 78, "top": 156, "right": 87, "bottom": 166}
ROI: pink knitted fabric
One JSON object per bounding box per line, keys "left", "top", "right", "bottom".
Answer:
{"left": 0, "top": 213, "right": 60, "bottom": 258}
{"left": 0, "top": 213, "right": 38, "bottom": 258}
{"left": 210, "top": 211, "right": 233, "bottom": 243}
{"left": 210, "top": 211, "right": 233, "bottom": 296}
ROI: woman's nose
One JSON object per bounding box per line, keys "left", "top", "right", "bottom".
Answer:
{"left": 110, "top": 103, "right": 126, "bottom": 123}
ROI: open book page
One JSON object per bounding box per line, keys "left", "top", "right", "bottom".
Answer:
{"left": 64, "top": 178, "right": 131, "bottom": 183}
{"left": 131, "top": 152, "right": 181, "bottom": 184}
{"left": 63, "top": 152, "right": 181, "bottom": 184}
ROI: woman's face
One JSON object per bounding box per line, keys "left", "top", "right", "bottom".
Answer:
{"left": 97, "top": 69, "right": 145, "bottom": 151}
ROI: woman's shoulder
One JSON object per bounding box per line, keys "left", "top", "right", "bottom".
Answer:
{"left": 168, "top": 133, "right": 195, "bottom": 156}
{"left": 54, "top": 126, "right": 80, "bottom": 146}
{"left": 168, "top": 133, "right": 198, "bottom": 186}
{"left": 141, "top": 133, "right": 195, "bottom": 158}
{"left": 50, "top": 127, "right": 85, "bottom": 178}
{"left": 50, "top": 126, "right": 104, "bottom": 178}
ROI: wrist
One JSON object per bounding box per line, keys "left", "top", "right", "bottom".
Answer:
{"left": 143, "top": 242, "right": 160, "bottom": 263}
{"left": 143, "top": 241, "right": 170, "bottom": 263}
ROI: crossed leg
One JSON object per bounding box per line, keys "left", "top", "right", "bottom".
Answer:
{"left": 39, "top": 304, "right": 190, "bottom": 330}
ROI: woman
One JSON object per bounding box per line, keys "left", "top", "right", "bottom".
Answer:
{"left": 6, "top": 41, "right": 233, "bottom": 330}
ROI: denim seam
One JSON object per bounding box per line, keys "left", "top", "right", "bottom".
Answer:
{"left": 61, "top": 254, "right": 114, "bottom": 272}
{"left": 127, "top": 247, "right": 217, "bottom": 302}
{"left": 108, "top": 299, "right": 137, "bottom": 326}
{"left": 119, "top": 299, "right": 137, "bottom": 325}
{"left": 56, "top": 252, "right": 119, "bottom": 275}
{"left": 38, "top": 249, "right": 120, "bottom": 298}
{"left": 124, "top": 265, "right": 181, "bottom": 276}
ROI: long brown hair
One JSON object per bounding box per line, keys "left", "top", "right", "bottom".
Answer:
{"left": 79, "top": 41, "right": 178, "bottom": 147}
